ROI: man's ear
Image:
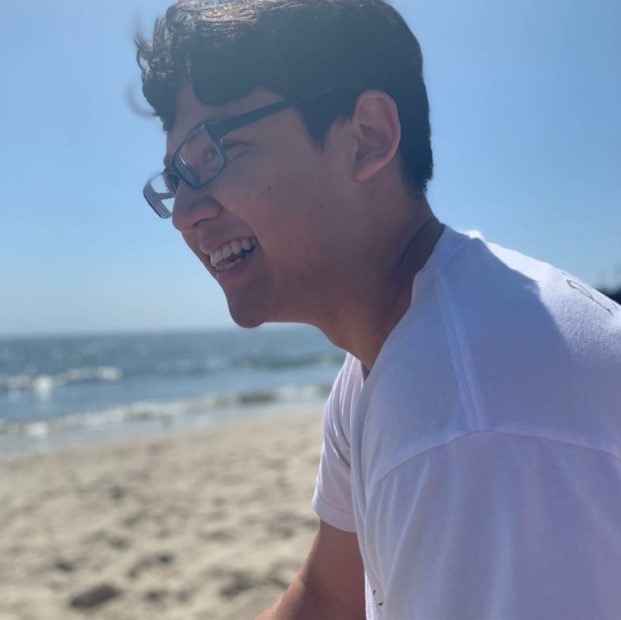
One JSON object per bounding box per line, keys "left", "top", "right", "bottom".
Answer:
{"left": 351, "top": 90, "right": 401, "bottom": 183}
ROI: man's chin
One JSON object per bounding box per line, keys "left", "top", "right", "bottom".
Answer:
{"left": 227, "top": 303, "right": 267, "bottom": 329}
{"left": 232, "top": 316, "right": 266, "bottom": 329}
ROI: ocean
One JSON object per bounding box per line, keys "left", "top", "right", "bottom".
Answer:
{"left": 0, "top": 325, "right": 345, "bottom": 455}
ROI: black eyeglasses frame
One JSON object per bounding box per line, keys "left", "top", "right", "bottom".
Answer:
{"left": 143, "top": 85, "right": 348, "bottom": 218}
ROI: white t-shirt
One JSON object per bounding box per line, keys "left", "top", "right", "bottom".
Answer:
{"left": 313, "top": 226, "right": 621, "bottom": 620}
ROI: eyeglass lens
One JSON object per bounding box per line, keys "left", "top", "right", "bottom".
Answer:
{"left": 178, "top": 128, "right": 225, "bottom": 187}
{"left": 144, "top": 127, "right": 225, "bottom": 217}
{"left": 144, "top": 175, "right": 176, "bottom": 218}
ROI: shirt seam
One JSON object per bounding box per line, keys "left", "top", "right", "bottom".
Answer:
{"left": 370, "top": 429, "right": 621, "bottom": 491}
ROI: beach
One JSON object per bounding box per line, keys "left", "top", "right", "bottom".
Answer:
{"left": 0, "top": 408, "right": 323, "bottom": 620}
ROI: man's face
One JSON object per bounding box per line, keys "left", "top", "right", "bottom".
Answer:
{"left": 167, "top": 82, "right": 360, "bottom": 328}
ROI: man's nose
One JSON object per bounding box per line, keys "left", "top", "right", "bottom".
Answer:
{"left": 171, "top": 181, "right": 222, "bottom": 232}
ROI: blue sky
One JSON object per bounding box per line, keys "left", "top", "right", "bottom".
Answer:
{"left": 1, "top": 0, "right": 619, "bottom": 337}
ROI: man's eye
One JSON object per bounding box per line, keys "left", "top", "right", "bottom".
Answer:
{"left": 202, "top": 145, "right": 220, "bottom": 163}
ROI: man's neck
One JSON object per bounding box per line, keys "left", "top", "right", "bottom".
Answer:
{"left": 319, "top": 202, "right": 443, "bottom": 371}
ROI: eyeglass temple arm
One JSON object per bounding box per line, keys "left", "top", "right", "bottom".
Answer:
{"left": 207, "top": 86, "right": 349, "bottom": 140}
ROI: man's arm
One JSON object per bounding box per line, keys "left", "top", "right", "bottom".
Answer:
{"left": 254, "top": 519, "right": 366, "bottom": 620}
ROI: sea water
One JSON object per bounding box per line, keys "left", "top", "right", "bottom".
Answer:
{"left": 0, "top": 325, "right": 345, "bottom": 455}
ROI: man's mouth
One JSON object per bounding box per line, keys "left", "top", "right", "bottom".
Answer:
{"left": 209, "top": 237, "right": 258, "bottom": 272}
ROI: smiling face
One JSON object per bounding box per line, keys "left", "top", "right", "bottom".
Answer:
{"left": 167, "top": 82, "right": 363, "bottom": 329}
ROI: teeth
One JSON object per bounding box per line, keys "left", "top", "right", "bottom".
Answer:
{"left": 210, "top": 237, "right": 257, "bottom": 267}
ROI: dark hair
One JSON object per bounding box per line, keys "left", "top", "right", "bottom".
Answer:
{"left": 136, "top": 0, "right": 433, "bottom": 192}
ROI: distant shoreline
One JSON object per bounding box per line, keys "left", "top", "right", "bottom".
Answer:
{"left": 0, "top": 326, "right": 343, "bottom": 458}
{"left": 0, "top": 397, "right": 326, "bottom": 459}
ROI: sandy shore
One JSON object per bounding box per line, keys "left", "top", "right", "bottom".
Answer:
{"left": 0, "top": 409, "right": 324, "bottom": 620}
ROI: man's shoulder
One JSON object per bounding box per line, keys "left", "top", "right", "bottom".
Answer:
{"left": 406, "top": 227, "right": 620, "bottom": 360}
{"left": 353, "top": 230, "right": 621, "bottom": 480}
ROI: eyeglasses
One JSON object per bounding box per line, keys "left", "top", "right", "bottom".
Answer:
{"left": 143, "top": 86, "right": 346, "bottom": 218}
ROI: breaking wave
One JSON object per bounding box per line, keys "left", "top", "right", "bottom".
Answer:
{"left": 0, "top": 366, "right": 122, "bottom": 394}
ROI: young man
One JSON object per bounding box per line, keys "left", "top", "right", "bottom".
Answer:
{"left": 137, "top": 1, "right": 621, "bottom": 618}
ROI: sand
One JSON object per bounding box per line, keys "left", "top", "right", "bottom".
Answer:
{"left": 0, "top": 409, "right": 324, "bottom": 620}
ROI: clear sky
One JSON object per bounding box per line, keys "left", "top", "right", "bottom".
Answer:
{"left": 1, "top": 0, "right": 619, "bottom": 337}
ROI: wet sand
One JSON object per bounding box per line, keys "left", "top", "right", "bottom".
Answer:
{"left": 0, "top": 410, "right": 323, "bottom": 620}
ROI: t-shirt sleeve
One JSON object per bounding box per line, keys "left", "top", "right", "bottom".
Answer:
{"left": 312, "top": 360, "right": 358, "bottom": 533}
{"left": 362, "top": 431, "right": 621, "bottom": 620}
